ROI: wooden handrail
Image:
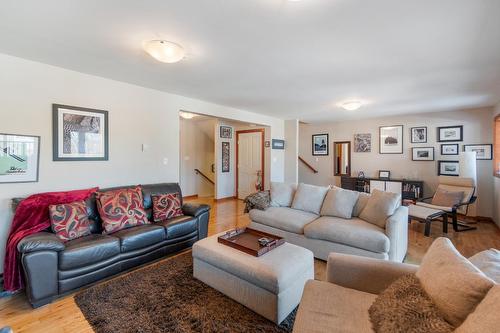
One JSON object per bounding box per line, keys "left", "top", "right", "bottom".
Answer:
{"left": 195, "top": 169, "right": 215, "bottom": 185}
{"left": 298, "top": 156, "right": 318, "bottom": 173}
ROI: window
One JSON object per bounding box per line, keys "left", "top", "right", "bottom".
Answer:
{"left": 495, "top": 115, "right": 500, "bottom": 177}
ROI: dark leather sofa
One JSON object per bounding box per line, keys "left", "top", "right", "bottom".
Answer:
{"left": 16, "top": 183, "right": 210, "bottom": 308}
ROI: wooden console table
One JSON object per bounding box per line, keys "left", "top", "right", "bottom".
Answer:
{"left": 341, "top": 176, "right": 424, "bottom": 201}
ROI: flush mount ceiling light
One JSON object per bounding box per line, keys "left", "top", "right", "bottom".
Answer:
{"left": 179, "top": 111, "right": 197, "bottom": 119}
{"left": 341, "top": 101, "right": 363, "bottom": 111}
{"left": 143, "top": 40, "right": 185, "bottom": 63}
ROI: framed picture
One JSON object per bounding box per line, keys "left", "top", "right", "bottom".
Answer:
{"left": 220, "top": 126, "right": 232, "bottom": 139}
{"left": 437, "top": 125, "right": 463, "bottom": 142}
{"left": 438, "top": 160, "right": 459, "bottom": 176}
{"left": 312, "top": 134, "right": 329, "bottom": 156}
{"left": 411, "top": 127, "right": 427, "bottom": 143}
{"left": 353, "top": 133, "right": 371, "bottom": 152}
{"left": 412, "top": 147, "right": 434, "bottom": 161}
{"left": 0, "top": 133, "right": 40, "bottom": 183}
{"left": 53, "top": 104, "right": 109, "bottom": 161}
{"left": 221, "top": 142, "right": 230, "bottom": 173}
{"left": 379, "top": 170, "right": 390, "bottom": 179}
{"left": 464, "top": 144, "right": 493, "bottom": 160}
{"left": 272, "top": 139, "right": 285, "bottom": 150}
{"left": 379, "top": 125, "right": 403, "bottom": 154}
{"left": 441, "top": 144, "right": 459, "bottom": 155}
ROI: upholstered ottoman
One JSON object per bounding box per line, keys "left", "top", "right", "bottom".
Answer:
{"left": 192, "top": 234, "right": 314, "bottom": 324}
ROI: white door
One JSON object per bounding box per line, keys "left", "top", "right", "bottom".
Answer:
{"left": 237, "top": 132, "right": 262, "bottom": 200}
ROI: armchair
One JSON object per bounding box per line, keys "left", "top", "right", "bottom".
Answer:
{"left": 416, "top": 176, "right": 477, "bottom": 232}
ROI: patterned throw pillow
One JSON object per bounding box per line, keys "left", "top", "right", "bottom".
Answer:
{"left": 97, "top": 186, "right": 150, "bottom": 234}
{"left": 152, "top": 193, "right": 183, "bottom": 222}
{"left": 49, "top": 200, "right": 92, "bottom": 242}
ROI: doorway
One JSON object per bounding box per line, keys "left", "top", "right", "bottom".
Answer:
{"left": 236, "top": 129, "right": 265, "bottom": 200}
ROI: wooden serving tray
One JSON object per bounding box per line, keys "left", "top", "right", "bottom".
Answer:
{"left": 217, "top": 228, "right": 285, "bottom": 257}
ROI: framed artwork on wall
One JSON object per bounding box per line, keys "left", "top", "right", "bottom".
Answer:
{"left": 379, "top": 125, "right": 403, "bottom": 154}
{"left": 441, "top": 144, "right": 459, "bottom": 155}
{"left": 464, "top": 144, "right": 493, "bottom": 160}
{"left": 412, "top": 147, "right": 434, "bottom": 161}
{"left": 411, "top": 127, "right": 427, "bottom": 143}
{"left": 312, "top": 134, "right": 329, "bottom": 156}
{"left": 52, "top": 104, "right": 109, "bottom": 161}
{"left": 378, "top": 170, "right": 391, "bottom": 180}
{"left": 220, "top": 126, "right": 232, "bottom": 139}
{"left": 0, "top": 133, "right": 40, "bottom": 183}
{"left": 271, "top": 139, "right": 285, "bottom": 149}
{"left": 437, "top": 125, "right": 463, "bottom": 142}
{"left": 221, "top": 142, "right": 230, "bottom": 173}
{"left": 353, "top": 133, "right": 371, "bottom": 152}
{"left": 438, "top": 160, "right": 459, "bottom": 176}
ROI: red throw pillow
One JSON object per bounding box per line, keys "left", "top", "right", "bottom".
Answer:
{"left": 97, "top": 186, "right": 149, "bottom": 234}
{"left": 49, "top": 200, "right": 92, "bottom": 242}
{"left": 152, "top": 193, "right": 184, "bottom": 222}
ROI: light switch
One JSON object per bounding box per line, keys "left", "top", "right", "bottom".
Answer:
{"left": 163, "top": 158, "right": 169, "bottom": 165}
{"left": 142, "top": 144, "right": 149, "bottom": 152}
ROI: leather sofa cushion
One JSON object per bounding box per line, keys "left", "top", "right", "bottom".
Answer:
{"left": 156, "top": 215, "right": 197, "bottom": 240}
{"left": 59, "top": 234, "right": 120, "bottom": 270}
{"left": 304, "top": 216, "right": 390, "bottom": 253}
{"left": 112, "top": 224, "right": 166, "bottom": 252}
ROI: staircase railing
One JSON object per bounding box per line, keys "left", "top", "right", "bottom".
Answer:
{"left": 298, "top": 156, "right": 318, "bottom": 173}
{"left": 195, "top": 169, "right": 215, "bottom": 185}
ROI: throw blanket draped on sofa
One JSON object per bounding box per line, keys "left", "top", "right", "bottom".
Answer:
{"left": 3, "top": 187, "right": 98, "bottom": 292}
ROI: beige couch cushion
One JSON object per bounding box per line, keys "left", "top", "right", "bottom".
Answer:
{"left": 455, "top": 285, "right": 500, "bottom": 333}
{"left": 249, "top": 207, "right": 318, "bottom": 234}
{"left": 304, "top": 216, "right": 390, "bottom": 253}
{"left": 293, "top": 280, "right": 376, "bottom": 333}
{"left": 291, "top": 183, "right": 329, "bottom": 215}
{"left": 320, "top": 187, "right": 359, "bottom": 219}
{"left": 359, "top": 189, "right": 400, "bottom": 228}
{"left": 431, "top": 188, "right": 464, "bottom": 207}
{"left": 468, "top": 248, "right": 500, "bottom": 283}
{"left": 352, "top": 192, "right": 370, "bottom": 217}
{"left": 416, "top": 237, "right": 495, "bottom": 326}
{"left": 270, "top": 182, "right": 297, "bottom": 207}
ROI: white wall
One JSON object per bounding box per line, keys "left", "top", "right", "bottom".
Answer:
{"left": 299, "top": 108, "right": 495, "bottom": 218}
{"left": 284, "top": 119, "right": 299, "bottom": 183}
{"left": 494, "top": 104, "right": 500, "bottom": 226}
{"left": 0, "top": 53, "right": 285, "bottom": 273}
{"left": 180, "top": 118, "right": 215, "bottom": 197}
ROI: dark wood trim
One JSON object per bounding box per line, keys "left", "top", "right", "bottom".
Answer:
{"left": 194, "top": 168, "right": 215, "bottom": 185}
{"left": 298, "top": 156, "right": 318, "bottom": 173}
{"left": 182, "top": 194, "right": 199, "bottom": 200}
{"left": 494, "top": 115, "right": 500, "bottom": 178}
{"left": 236, "top": 129, "right": 265, "bottom": 198}
{"left": 333, "top": 141, "right": 351, "bottom": 176}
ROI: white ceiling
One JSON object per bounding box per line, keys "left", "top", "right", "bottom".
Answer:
{"left": 1, "top": 0, "right": 499, "bottom": 123}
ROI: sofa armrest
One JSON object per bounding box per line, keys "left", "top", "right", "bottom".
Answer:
{"left": 385, "top": 205, "right": 408, "bottom": 262}
{"left": 182, "top": 203, "right": 210, "bottom": 217}
{"left": 326, "top": 253, "right": 418, "bottom": 295}
{"left": 17, "top": 232, "right": 65, "bottom": 254}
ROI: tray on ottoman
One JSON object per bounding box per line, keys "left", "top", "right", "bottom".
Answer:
{"left": 217, "top": 228, "right": 285, "bottom": 257}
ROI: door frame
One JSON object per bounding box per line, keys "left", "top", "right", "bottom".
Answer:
{"left": 236, "top": 128, "right": 265, "bottom": 199}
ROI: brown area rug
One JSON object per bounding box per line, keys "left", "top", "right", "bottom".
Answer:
{"left": 75, "top": 251, "right": 296, "bottom": 333}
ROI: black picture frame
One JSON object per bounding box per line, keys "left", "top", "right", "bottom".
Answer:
{"left": 441, "top": 144, "right": 459, "bottom": 155}
{"left": 410, "top": 126, "right": 427, "bottom": 143}
{"left": 438, "top": 160, "right": 459, "bottom": 176}
{"left": 271, "top": 139, "right": 285, "bottom": 150}
{"left": 464, "top": 144, "right": 493, "bottom": 160}
{"left": 379, "top": 170, "right": 391, "bottom": 180}
{"left": 0, "top": 133, "right": 40, "bottom": 183}
{"left": 52, "top": 104, "right": 109, "bottom": 161}
{"left": 379, "top": 125, "right": 403, "bottom": 154}
{"left": 312, "top": 134, "right": 329, "bottom": 156}
{"left": 412, "top": 147, "right": 435, "bottom": 161}
{"left": 221, "top": 142, "right": 230, "bottom": 173}
{"left": 437, "top": 125, "right": 463, "bottom": 142}
{"left": 220, "top": 126, "right": 232, "bottom": 139}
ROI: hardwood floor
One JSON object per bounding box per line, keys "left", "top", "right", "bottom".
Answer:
{"left": 1, "top": 196, "right": 499, "bottom": 332}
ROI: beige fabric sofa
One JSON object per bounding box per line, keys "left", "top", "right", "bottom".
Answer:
{"left": 249, "top": 184, "right": 408, "bottom": 262}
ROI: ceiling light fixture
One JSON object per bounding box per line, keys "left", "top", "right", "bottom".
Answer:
{"left": 341, "top": 101, "right": 363, "bottom": 111}
{"left": 144, "top": 40, "right": 185, "bottom": 63}
{"left": 179, "top": 111, "right": 197, "bottom": 119}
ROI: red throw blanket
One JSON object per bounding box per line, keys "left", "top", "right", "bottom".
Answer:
{"left": 3, "top": 187, "right": 98, "bottom": 292}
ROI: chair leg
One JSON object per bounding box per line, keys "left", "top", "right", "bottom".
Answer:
{"left": 443, "top": 214, "right": 448, "bottom": 233}
{"left": 451, "top": 213, "right": 476, "bottom": 232}
{"left": 424, "top": 219, "right": 431, "bottom": 237}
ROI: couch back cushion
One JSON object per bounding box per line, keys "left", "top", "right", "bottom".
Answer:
{"left": 455, "top": 285, "right": 500, "bottom": 333}
{"left": 270, "top": 182, "right": 297, "bottom": 207}
{"left": 320, "top": 187, "right": 359, "bottom": 219}
{"left": 291, "top": 183, "right": 329, "bottom": 215}
{"left": 352, "top": 192, "right": 371, "bottom": 217}
{"left": 416, "top": 237, "right": 495, "bottom": 327}
{"left": 468, "top": 249, "right": 500, "bottom": 283}
{"left": 359, "top": 189, "right": 400, "bottom": 228}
